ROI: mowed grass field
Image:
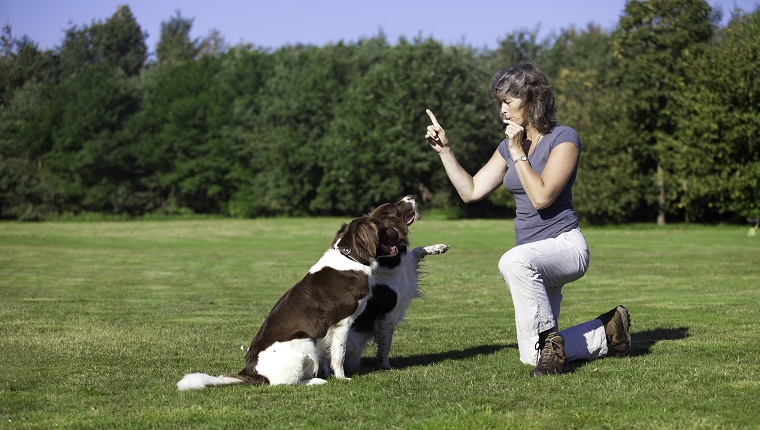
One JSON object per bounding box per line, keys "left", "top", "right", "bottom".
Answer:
{"left": 1, "top": 218, "right": 759, "bottom": 429}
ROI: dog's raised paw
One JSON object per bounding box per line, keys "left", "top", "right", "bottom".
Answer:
{"left": 423, "top": 244, "right": 449, "bottom": 255}
{"left": 412, "top": 244, "right": 448, "bottom": 258}
{"left": 412, "top": 244, "right": 449, "bottom": 259}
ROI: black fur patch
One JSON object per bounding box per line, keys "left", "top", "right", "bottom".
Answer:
{"left": 377, "top": 248, "right": 407, "bottom": 269}
{"left": 352, "top": 284, "right": 398, "bottom": 333}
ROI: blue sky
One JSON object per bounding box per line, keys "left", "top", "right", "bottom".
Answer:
{"left": 2, "top": 0, "right": 758, "bottom": 53}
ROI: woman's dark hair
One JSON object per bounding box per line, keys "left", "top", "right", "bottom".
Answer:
{"left": 489, "top": 61, "right": 556, "bottom": 134}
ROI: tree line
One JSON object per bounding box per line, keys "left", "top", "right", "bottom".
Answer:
{"left": 1, "top": 0, "right": 758, "bottom": 224}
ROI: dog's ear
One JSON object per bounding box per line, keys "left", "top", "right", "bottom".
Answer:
{"left": 333, "top": 217, "right": 381, "bottom": 263}
{"left": 349, "top": 217, "right": 381, "bottom": 263}
{"left": 331, "top": 222, "right": 349, "bottom": 247}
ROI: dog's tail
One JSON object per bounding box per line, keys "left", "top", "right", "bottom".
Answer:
{"left": 176, "top": 371, "right": 269, "bottom": 390}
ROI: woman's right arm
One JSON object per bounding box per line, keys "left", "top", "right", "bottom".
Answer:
{"left": 425, "top": 109, "right": 506, "bottom": 203}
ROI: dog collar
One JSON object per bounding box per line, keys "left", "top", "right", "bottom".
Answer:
{"left": 339, "top": 247, "right": 371, "bottom": 265}
{"left": 334, "top": 242, "right": 371, "bottom": 266}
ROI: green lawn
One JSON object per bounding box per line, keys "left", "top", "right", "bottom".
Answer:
{"left": 1, "top": 219, "right": 758, "bottom": 429}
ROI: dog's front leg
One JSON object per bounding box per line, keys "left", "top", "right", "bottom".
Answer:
{"left": 375, "top": 320, "right": 396, "bottom": 370}
{"left": 328, "top": 320, "right": 352, "bottom": 379}
{"left": 316, "top": 336, "right": 332, "bottom": 379}
{"left": 411, "top": 244, "right": 449, "bottom": 264}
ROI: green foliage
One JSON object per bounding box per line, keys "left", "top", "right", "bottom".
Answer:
{"left": 1, "top": 2, "right": 759, "bottom": 222}
{"left": 488, "top": 28, "right": 547, "bottom": 70}
{"left": 56, "top": 5, "right": 147, "bottom": 79}
{"left": 243, "top": 42, "right": 375, "bottom": 216}
{"left": 89, "top": 5, "right": 147, "bottom": 77}
{"left": 664, "top": 11, "right": 760, "bottom": 221}
{"left": 126, "top": 56, "right": 246, "bottom": 214}
{"left": 30, "top": 65, "right": 139, "bottom": 212}
{"left": 156, "top": 11, "right": 199, "bottom": 65}
{"left": 0, "top": 27, "right": 57, "bottom": 107}
{"left": 313, "top": 39, "right": 493, "bottom": 214}
{"left": 612, "top": 0, "right": 717, "bottom": 223}
{"left": 58, "top": 24, "right": 94, "bottom": 78}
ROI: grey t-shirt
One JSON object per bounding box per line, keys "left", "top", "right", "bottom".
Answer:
{"left": 498, "top": 125, "right": 581, "bottom": 246}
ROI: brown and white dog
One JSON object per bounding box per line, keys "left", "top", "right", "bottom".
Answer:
{"left": 345, "top": 195, "right": 448, "bottom": 373}
{"left": 177, "top": 214, "right": 407, "bottom": 389}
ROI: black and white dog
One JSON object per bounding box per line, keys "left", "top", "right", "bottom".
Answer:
{"left": 345, "top": 196, "right": 448, "bottom": 373}
{"left": 177, "top": 213, "right": 407, "bottom": 389}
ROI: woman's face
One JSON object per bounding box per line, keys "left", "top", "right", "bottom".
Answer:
{"left": 500, "top": 95, "right": 527, "bottom": 127}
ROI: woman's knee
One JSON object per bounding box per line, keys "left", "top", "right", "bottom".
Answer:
{"left": 498, "top": 248, "right": 530, "bottom": 279}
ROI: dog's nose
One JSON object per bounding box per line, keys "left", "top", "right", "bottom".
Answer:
{"left": 403, "top": 195, "right": 415, "bottom": 202}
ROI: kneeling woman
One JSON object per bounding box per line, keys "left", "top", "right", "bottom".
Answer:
{"left": 423, "top": 61, "right": 632, "bottom": 376}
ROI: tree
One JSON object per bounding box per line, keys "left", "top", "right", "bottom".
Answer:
{"left": 1, "top": 29, "right": 57, "bottom": 219}
{"left": 239, "top": 42, "right": 376, "bottom": 216}
{"left": 0, "top": 26, "right": 56, "bottom": 106}
{"left": 214, "top": 46, "right": 274, "bottom": 217}
{"left": 3, "top": 64, "right": 139, "bottom": 216}
{"left": 123, "top": 48, "right": 273, "bottom": 215}
{"left": 0, "top": 80, "right": 55, "bottom": 219}
{"left": 612, "top": 0, "right": 717, "bottom": 224}
{"left": 664, "top": 8, "right": 760, "bottom": 222}
{"left": 313, "top": 39, "right": 494, "bottom": 215}
{"left": 58, "top": 23, "right": 93, "bottom": 78}
{"left": 39, "top": 65, "right": 137, "bottom": 212}
{"left": 90, "top": 5, "right": 147, "bottom": 76}
{"left": 542, "top": 26, "right": 645, "bottom": 223}
{"left": 196, "top": 28, "right": 228, "bottom": 58}
{"left": 156, "top": 11, "right": 198, "bottom": 65}
{"left": 4, "top": 4, "right": 759, "bottom": 222}
{"left": 488, "top": 28, "right": 546, "bottom": 71}
{"left": 125, "top": 58, "right": 219, "bottom": 212}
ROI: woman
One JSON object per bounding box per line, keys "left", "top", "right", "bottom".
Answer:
{"left": 424, "top": 61, "right": 632, "bottom": 377}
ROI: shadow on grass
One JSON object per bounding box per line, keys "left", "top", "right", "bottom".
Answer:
{"left": 568, "top": 326, "right": 690, "bottom": 373}
{"left": 356, "top": 328, "right": 690, "bottom": 375}
{"left": 630, "top": 326, "right": 690, "bottom": 356}
{"left": 357, "top": 343, "right": 515, "bottom": 374}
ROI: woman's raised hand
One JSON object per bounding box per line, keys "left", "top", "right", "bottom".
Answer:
{"left": 425, "top": 109, "right": 449, "bottom": 152}
{"left": 503, "top": 120, "right": 526, "bottom": 151}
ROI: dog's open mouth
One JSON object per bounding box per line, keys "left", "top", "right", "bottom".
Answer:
{"left": 404, "top": 211, "right": 419, "bottom": 226}
{"left": 381, "top": 244, "right": 399, "bottom": 257}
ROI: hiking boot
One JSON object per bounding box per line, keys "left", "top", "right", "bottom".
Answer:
{"left": 530, "top": 333, "right": 568, "bottom": 377}
{"left": 597, "top": 305, "right": 633, "bottom": 357}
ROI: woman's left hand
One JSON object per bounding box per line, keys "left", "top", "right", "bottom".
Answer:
{"left": 503, "top": 121, "right": 525, "bottom": 151}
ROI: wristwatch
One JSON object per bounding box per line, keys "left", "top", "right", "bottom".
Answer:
{"left": 514, "top": 155, "right": 528, "bottom": 164}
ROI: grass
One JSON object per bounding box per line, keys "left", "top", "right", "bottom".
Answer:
{"left": 1, "top": 218, "right": 759, "bottom": 429}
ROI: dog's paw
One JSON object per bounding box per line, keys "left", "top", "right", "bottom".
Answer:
{"left": 413, "top": 244, "right": 449, "bottom": 258}
{"left": 427, "top": 244, "right": 449, "bottom": 255}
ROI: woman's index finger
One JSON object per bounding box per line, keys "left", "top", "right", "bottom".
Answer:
{"left": 426, "top": 109, "right": 441, "bottom": 127}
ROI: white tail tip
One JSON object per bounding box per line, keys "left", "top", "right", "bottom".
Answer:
{"left": 177, "top": 373, "right": 242, "bottom": 391}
